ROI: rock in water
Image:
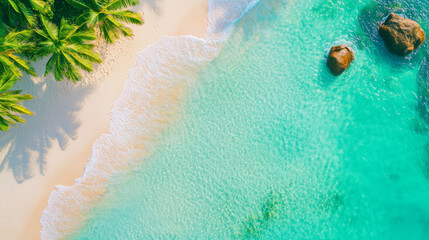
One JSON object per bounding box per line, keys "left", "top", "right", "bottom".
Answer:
{"left": 379, "top": 13, "right": 425, "bottom": 56}
{"left": 327, "top": 45, "right": 354, "bottom": 76}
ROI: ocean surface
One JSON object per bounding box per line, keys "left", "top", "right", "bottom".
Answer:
{"left": 44, "top": 0, "right": 429, "bottom": 239}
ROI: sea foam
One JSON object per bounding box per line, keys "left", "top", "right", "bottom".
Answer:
{"left": 40, "top": 0, "right": 259, "bottom": 239}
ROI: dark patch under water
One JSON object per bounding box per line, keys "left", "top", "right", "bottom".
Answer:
{"left": 358, "top": 1, "right": 429, "bottom": 181}
{"left": 237, "top": 190, "right": 286, "bottom": 238}
{"left": 68, "top": 1, "right": 429, "bottom": 238}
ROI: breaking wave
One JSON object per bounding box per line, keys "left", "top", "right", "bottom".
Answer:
{"left": 40, "top": 0, "right": 260, "bottom": 239}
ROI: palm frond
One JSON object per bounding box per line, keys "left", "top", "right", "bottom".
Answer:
{"left": 59, "top": 19, "right": 79, "bottom": 40}
{"left": 7, "top": 54, "right": 35, "bottom": 76}
{"left": 105, "top": 0, "right": 139, "bottom": 10}
{"left": 67, "top": 27, "right": 97, "bottom": 43}
{"left": 100, "top": 21, "right": 115, "bottom": 43}
{"left": 40, "top": 16, "right": 58, "bottom": 41}
{"left": 0, "top": 55, "right": 22, "bottom": 76}
{"left": 108, "top": 10, "right": 142, "bottom": 25}
{"left": 73, "top": 0, "right": 143, "bottom": 43}
{"left": 5, "top": 29, "right": 33, "bottom": 42}
{"left": 0, "top": 74, "right": 18, "bottom": 93}
{"left": 16, "top": 1, "right": 37, "bottom": 26}
{"left": 45, "top": 54, "right": 57, "bottom": 76}
{"left": 34, "top": 19, "right": 101, "bottom": 81}
{"left": 0, "top": 74, "right": 33, "bottom": 131}
{"left": 65, "top": 0, "right": 91, "bottom": 10}
{"left": 29, "top": 0, "right": 52, "bottom": 16}
{"left": 6, "top": 0, "right": 19, "bottom": 12}
{"left": 32, "top": 41, "right": 56, "bottom": 59}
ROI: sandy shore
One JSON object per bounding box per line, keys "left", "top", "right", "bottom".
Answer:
{"left": 0, "top": 0, "right": 208, "bottom": 239}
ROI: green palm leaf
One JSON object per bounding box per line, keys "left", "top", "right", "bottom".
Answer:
{"left": 0, "top": 30, "right": 35, "bottom": 77}
{"left": 65, "top": 0, "right": 91, "bottom": 10}
{"left": 29, "top": 0, "right": 52, "bottom": 16}
{"left": 16, "top": 1, "right": 37, "bottom": 26}
{"left": 6, "top": 0, "right": 19, "bottom": 12}
{"left": 0, "top": 74, "right": 33, "bottom": 131}
{"left": 69, "top": 0, "right": 143, "bottom": 43}
{"left": 108, "top": 10, "right": 142, "bottom": 24}
{"left": 34, "top": 17, "right": 102, "bottom": 82}
{"left": 40, "top": 16, "right": 58, "bottom": 41}
{"left": 105, "top": 0, "right": 139, "bottom": 10}
{"left": 0, "top": 0, "right": 52, "bottom": 28}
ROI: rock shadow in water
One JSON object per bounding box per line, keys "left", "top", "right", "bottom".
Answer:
{"left": 318, "top": 43, "right": 356, "bottom": 87}
{"left": 416, "top": 58, "right": 429, "bottom": 125}
{"left": 417, "top": 59, "right": 429, "bottom": 180}
{"left": 358, "top": 0, "right": 428, "bottom": 67}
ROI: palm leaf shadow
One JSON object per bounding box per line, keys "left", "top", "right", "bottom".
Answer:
{"left": 0, "top": 67, "right": 94, "bottom": 183}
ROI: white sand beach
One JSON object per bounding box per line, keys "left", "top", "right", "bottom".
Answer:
{"left": 0, "top": 0, "right": 208, "bottom": 239}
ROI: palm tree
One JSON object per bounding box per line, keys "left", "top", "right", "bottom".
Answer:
{"left": 0, "top": 30, "right": 35, "bottom": 78}
{"left": 0, "top": 74, "right": 33, "bottom": 131}
{"left": 32, "top": 16, "right": 102, "bottom": 82}
{"left": 67, "top": 0, "right": 143, "bottom": 43}
{"left": 0, "top": 0, "right": 52, "bottom": 27}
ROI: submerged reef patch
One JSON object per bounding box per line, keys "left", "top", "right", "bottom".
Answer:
{"left": 236, "top": 189, "right": 287, "bottom": 239}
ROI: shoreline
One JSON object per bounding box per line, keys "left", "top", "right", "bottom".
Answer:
{"left": 39, "top": 0, "right": 258, "bottom": 237}
{"left": 0, "top": 1, "right": 208, "bottom": 239}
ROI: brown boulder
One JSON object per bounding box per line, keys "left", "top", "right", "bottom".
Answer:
{"left": 379, "top": 13, "right": 425, "bottom": 56}
{"left": 327, "top": 45, "right": 354, "bottom": 76}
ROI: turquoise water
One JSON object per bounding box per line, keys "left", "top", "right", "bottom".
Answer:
{"left": 70, "top": 0, "right": 429, "bottom": 239}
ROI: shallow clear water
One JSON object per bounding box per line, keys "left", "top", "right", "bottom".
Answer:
{"left": 70, "top": 0, "right": 429, "bottom": 239}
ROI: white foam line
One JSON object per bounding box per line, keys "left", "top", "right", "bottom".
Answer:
{"left": 40, "top": 0, "right": 261, "bottom": 239}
